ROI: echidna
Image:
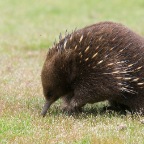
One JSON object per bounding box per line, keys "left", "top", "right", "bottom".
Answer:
{"left": 41, "top": 21, "right": 144, "bottom": 116}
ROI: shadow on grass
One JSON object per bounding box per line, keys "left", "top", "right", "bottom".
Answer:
{"left": 43, "top": 103, "right": 131, "bottom": 119}
{"left": 33, "top": 99, "right": 134, "bottom": 119}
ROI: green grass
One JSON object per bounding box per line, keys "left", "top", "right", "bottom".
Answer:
{"left": 0, "top": 0, "right": 144, "bottom": 143}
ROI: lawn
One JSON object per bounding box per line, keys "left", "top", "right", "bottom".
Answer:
{"left": 0, "top": 0, "right": 144, "bottom": 143}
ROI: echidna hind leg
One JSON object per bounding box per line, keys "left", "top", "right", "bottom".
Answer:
{"left": 107, "top": 100, "right": 132, "bottom": 114}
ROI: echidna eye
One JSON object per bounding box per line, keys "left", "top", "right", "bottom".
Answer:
{"left": 47, "top": 91, "right": 53, "bottom": 97}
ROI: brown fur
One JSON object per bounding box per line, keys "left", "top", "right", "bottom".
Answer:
{"left": 41, "top": 21, "right": 144, "bottom": 116}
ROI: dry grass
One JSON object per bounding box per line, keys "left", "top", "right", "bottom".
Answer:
{"left": 1, "top": 49, "right": 144, "bottom": 144}
{"left": 0, "top": 0, "right": 144, "bottom": 143}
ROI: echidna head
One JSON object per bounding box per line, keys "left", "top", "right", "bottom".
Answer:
{"left": 41, "top": 55, "right": 70, "bottom": 116}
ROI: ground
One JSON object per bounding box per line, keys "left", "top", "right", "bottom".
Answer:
{"left": 0, "top": 0, "right": 144, "bottom": 143}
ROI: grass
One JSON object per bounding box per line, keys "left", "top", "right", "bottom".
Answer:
{"left": 0, "top": 0, "right": 144, "bottom": 143}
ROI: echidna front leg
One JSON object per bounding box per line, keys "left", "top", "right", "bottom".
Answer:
{"left": 61, "top": 94, "right": 84, "bottom": 114}
{"left": 62, "top": 105, "right": 83, "bottom": 114}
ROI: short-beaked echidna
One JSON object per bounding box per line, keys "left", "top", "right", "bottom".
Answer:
{"left": 41, "top": 21, "right": 144, "bottom": 116}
